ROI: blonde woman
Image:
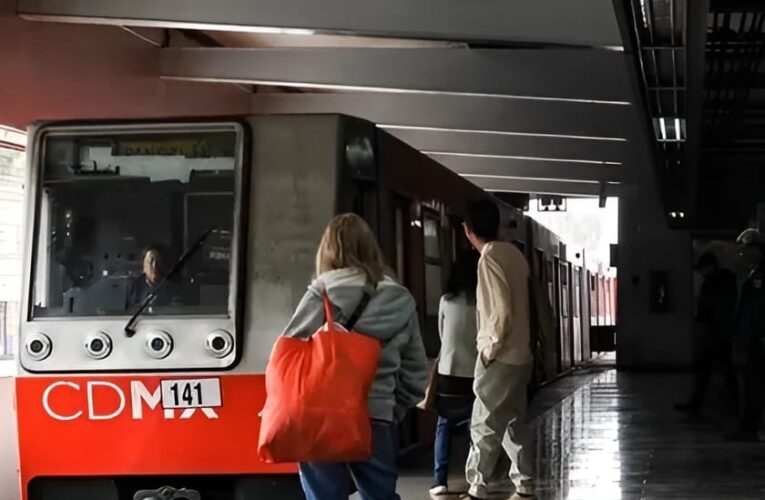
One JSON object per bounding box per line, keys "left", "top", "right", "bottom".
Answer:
{"left": 282, "top": 213, "right": 428, "bottom": 500}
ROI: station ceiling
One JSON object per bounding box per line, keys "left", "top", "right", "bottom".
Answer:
{"left": 17, "top": 0, "right": 653, "bottom": 200}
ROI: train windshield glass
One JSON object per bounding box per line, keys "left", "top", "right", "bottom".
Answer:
{"left": 31, "top": 127, "right": 238, "bottom": 318}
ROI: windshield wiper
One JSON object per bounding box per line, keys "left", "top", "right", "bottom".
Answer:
{"left": 124, "top": 228, "right": 214, "bottom": 337}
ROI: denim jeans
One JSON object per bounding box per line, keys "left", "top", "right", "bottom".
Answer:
{"left": 299, "top": 421, "right": 400, "bottom": 500}
{"left": 433, "top": 401, "right": 474, "bottom": 486}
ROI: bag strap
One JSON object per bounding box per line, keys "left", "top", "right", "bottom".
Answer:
{"left": 322, "top": 292, "right": 335, "bottom": 327}
{"left": 343, "top": 283, "right": 376, "bottom": 330}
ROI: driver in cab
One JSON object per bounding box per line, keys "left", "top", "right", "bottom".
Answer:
{"left": 127, "top": 246, "right": 175, "bottom": 310}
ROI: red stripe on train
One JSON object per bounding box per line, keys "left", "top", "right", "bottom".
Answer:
{"left": 15, "top": 374, "right": 295, "bottom": 496}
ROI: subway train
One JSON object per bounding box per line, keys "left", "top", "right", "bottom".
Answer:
{"left": 7, "top": 113, "right": 613, "bottom": 499}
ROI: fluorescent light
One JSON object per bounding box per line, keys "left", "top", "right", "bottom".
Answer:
{"left": 675, "top": 118, "right": 682, "bottom": 141}
{"left": 659, "top": 118, "right": 667, "bottom": 141}
{"left": 380, "top": 124, "right": 628, "bottom": 142}
{"left": 426, "top": 150, "right": 621, "bottom": 166}
{"left": 639, "top": 0, "right": 650, "bottom": 28}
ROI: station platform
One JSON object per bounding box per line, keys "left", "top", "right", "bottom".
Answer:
{"left": 396, "top": 367, "right": 759, "bottom": 500}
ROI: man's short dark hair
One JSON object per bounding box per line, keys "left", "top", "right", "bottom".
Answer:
{"left": 466, "top": 199, "right": 500, "bottom": 241}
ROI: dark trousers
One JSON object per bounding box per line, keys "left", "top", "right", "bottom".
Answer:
{"left": 299, "top": 421, "right": 400, "bottom": 500}
{"left": 688, "top": 329, "right": 738, "bottom": 410}
{"left": 740, "top": 344, "right": 765, "bottom": 433}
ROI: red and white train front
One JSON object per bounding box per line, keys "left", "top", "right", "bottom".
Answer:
{"left": 13, "top": 119, "right": 306, "bottom": 500}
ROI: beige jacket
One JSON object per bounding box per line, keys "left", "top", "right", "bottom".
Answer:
{"left": 476, "top": 241, "right": 533, "bottom": 365}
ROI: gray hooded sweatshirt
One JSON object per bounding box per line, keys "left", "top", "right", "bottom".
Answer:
{"left": 282, "top": 267, "right": 428, "bottom": 422}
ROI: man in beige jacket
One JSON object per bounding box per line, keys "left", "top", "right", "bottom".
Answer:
{"left": 462, "top": 199, "right": 535, "bottom": 500}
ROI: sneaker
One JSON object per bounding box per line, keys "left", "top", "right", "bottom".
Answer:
{"left": 429, "top": 484, "right": 448, "bottom": 496}
{"left": 510, "top": 494, "right": 536, "bottom": 500}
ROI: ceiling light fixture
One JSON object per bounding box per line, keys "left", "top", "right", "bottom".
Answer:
{"left": 659, "top": 118, "right": 667, "bottom": 141}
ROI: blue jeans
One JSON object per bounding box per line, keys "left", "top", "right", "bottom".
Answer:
{"left": 433, "top": 402, "right": 474, "bottom": 486}
{"left": 299, "top": 421, "right": 400, "bottom": 500}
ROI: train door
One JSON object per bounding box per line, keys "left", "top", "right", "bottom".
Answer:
{"left": 598, "top": 276, "right": 606, "bottom": 326}
{"left": 533, "top": 248, "right": 558, "bottom": 382}
{"left": 572, "top": 266, "right": 583, "bottom": 365}
{"left": 581, "top": 270, "right": 592, "bottom": 362}
{"left": 552, "top": 257, "right": 562, "bottom": 372}
{"left": 558, "top": 261, "right": 572, "bottom": 372}
{"left": 394, "top": 201, "right": 407, "bottom": 284}
{"left": 605, "top": 277, "right": 615, "bottom": 326}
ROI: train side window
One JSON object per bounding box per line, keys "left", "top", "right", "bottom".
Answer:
{"left": 535, "top": 249, "right": 545, "bottom": 283}
{"left": 423, "top": 216, "right": 440, "bottom": 260}
{"left": 560, "top": 264, "right": 569, "bottom": 318}
{"left": 546, "top": 259, "right": 555, "bottom": 306}
{"left": 32, "top": 128, "right": 239, "bottom": 318}
{"left": 573, "top": 267, "right": 581, "bottom": 318}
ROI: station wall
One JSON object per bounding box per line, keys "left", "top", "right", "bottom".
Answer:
{"left": 617, "top": 142, "right": 694, "bottom": 369}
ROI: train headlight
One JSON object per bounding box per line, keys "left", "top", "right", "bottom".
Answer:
{"left": 144, "top": 331, "right": 173, "bottom": 359}
{"left": 205, "top": 329, "right": 234, "bottom": 358}
{"left": 26, "top": 332, "right": 52, "bottom": 361}
{"left": 85, "top": 332, "right": 112, "bottom": 360}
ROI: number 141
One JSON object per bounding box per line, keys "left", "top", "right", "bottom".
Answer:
{"left": 170, "top": 382, "right": 203, "bottom": 406}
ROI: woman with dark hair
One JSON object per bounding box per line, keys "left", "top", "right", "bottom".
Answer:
{"left": 430, "top": 250, "right": 480, "bottom": 496}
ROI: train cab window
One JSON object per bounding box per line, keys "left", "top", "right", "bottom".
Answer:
{"left": 31, "top": 128, "right": 239, "bottom": 318}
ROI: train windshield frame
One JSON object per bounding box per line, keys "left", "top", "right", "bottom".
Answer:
{"left": 27, "top": 122, "right": 246, "bottom": 321}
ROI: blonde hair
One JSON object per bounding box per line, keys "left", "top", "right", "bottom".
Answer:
{"left": 315, "top": 213, "right": 388, "bottom": 284}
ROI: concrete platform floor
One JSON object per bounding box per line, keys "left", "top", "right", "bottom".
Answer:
{"left": 395, "top": 367, "right": 759, "bottom": 500}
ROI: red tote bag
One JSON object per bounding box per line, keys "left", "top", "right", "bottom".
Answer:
{"left": 258, "top": 292, "right": 381, "bottom": 463}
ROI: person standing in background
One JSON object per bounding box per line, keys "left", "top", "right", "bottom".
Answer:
{"left": 462, "top": 200, "right": 536, "bottom": 500}
{"left": 430, "top": 251, "right": 479, "bottom": 496}
{"left": 726, "top": 229, "right": 765, "bottom": 441}
{"left": 675, "top": 252, "right": 738, "bottom": 417}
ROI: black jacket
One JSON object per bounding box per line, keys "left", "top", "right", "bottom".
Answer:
{"left": 698, "top": 268, "right": 737, "bottom": 335}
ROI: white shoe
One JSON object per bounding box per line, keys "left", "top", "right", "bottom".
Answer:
{"left": 429, "top": 485, "right": 448, "bottom": 496}
{"left": 509, "top": 494, "right": 536, "bottom": 500}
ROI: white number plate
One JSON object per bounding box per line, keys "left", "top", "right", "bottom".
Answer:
{"left": 161, "top": 378, "right": 222, "bottom": 409}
